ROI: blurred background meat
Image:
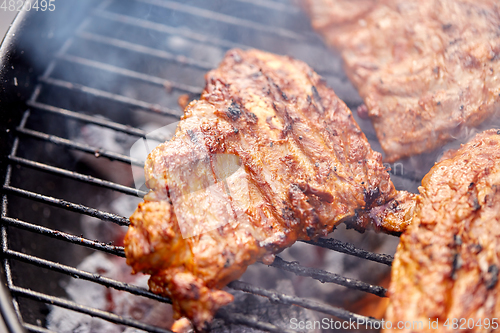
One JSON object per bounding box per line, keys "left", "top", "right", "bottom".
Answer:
{"left": 302, "top": 0, "right": 500, "bottom": 162}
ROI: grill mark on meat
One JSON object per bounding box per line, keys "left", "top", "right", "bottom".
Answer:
{"left": 297, "top": 183, "right": 334, "bottom": 203}
{"left": 486, "top": 264, "right": 499, "bottom": 290}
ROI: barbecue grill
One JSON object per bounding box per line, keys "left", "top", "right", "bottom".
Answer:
{"left": 0, "top": 1, "right": 421, "bottom": 332}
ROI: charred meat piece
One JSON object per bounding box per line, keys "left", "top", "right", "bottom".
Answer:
{"left": 124, "top": 49, "right": 406, "bottom": 330}
{"left": 303, "top": 0, "right": 500, "bottom": 161}
{"left": 385, "top": 129, "right": 500, "bottom": 332}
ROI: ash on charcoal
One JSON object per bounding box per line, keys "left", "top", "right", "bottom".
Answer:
{"left": 47, "top": 252, "right": 173, "bottom": 333}
{"left": 210, "top": 280, "right": 320, "bottom": 333}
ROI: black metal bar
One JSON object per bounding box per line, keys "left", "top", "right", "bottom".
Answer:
{"left": 22, "top": 323, "right": 53, "bottom": 333}
{"left": 227, "top": 280, "right": 380, "bottom": 324}
{"left": 9, "top": 286, "right": 173, "bottom": 333}
{"left": 26, "top": 101, "right": 168, "bottom": 140}
{"left": 270, "top": 257, "right": 387, "bottom": 297}
{"left": 59, "top": 51, "right": 205, "bottom": 94}
{"left": 0, "top": 276, "right": 26, "bottom": 333}
{"left": 2, "top": 114, "right": 28, "bottom": 333}
{"left": 93, "top": 7, "right": 340, "bottom": 78}
{"left": 16, "top": 127, "right": 144, "bottom": 166}
{"left": 4, "top": 249, "right": 171, "bottom": 304}
{"left": 136, "top": 0, "right": 305, "bottom": 41}
{"left": 2, "top": 185, "right": 130, "bottom": 226}
{"left": 1, "top": 216, "right": 125, "bottom": 257}
{"left": 302, "top": 238, "right": 394, "bottom": 266}
{"left": 217, "top": 309, "right": 296, "bottom": 333}
{"left": 38, "top": 76, "right": 181, "bottom": 117}
{"left": 93, "top": 9, "right": 246, "bottom": 50}
{"left": 234, "top": 0, "right": 300, "bottom": 13}
{"left": 9, "top": 155, "right": 146, "bottom": 197}
{"left": 77, "top": 31, "right": 213, "bottom": 75}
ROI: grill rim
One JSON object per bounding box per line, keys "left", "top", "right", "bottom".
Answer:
{"left": 0, "top": 1, "right": 406, "bottom": 332}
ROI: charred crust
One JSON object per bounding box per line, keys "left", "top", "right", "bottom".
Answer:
{"left": 364, "top": 187, "right": 381, "bottom": 208}
{"left": 497, "top": 130, "right": 500, "bottom": 135}
{"left": 453, "top": 234, "right": 462, "bottom": 246}
{"left": 224, "top": 258, "right": 231, "bottom": 268}
{"left": 470, "top": 243, "right": 483, "bottom": 254}
{"left": 486, "top": 265, "right": 499, "bottom": 289}
{"left": 246, "top": 111, "right": 258, "bottom": 124}
{"left": 442, "top": 23, "right": 452, "bottom": 30}
{"left": 227, "top": 101, "right": 242, "bottom": 121}
{"left": 188, "top": 283, "right": 201, "bottom": 300}
{"left": 281, "top": 123, "right": 293, "bottom": 138}
{"left": 281, "top": 206, "right": 295, "bottom": 221}
{"left": 311, "top": 86, "right": 321, "bottom": 103}
{"left": 311, "top": 86, "right": 324, "bottom": 113}
{"left": 472, "top": 197, "right": 481, "bottom": 211}
{"left": 306, "top": 226, "right": 315, "bottom": 237}
{"left": 187, "top": 129, "right": 197, "bottom": 143}
{"left": 451, "top": 252, "right": 461, "bottom": 280}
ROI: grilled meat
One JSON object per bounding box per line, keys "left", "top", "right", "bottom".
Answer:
{"left": 124, "top": 49, "right": 407, "bottom": 330}
{"left": 303, "top": 0, "right": 500, "bottom": 161}
{"left": 385, "top": 129, "right": 500, "bottom": 332}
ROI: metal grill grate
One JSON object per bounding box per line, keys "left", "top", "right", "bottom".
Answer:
{"left": 1, "top": 0, "right": 418, "bottom": 332}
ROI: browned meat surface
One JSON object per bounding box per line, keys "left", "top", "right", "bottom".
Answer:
{"left": 124, "top": 49, "right": 407, "bottom": 330}
{"left": 354, "top": 190, "right": 417, "bottom": 235}
{"left": 303, "top": 0, "right": 500, "bottom": 162}
{"left": 385, "top": 129, "right": 500, "bottom": 332}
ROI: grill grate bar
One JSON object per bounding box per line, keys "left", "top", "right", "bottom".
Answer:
{"left": 9, "top": 286, "right": 174, "bottom": 333}
{"left": 234, "top": 0, "right": 300, "bottom": 13}
{"left": 27, "top": 101, "right": 171, "bottom": 142}
{"left": 302, "top": 238, "right": 394, "bottom": 266}
{"left": 270, "top": 256, "right": 387, "bottom": 297}
{"left": 136, "top": 0, "right": 305, "bottom": 41}
{"left": 23, "top": 323, "right": 55, "bottom": 333}
{"left": 78, "top": 31, "right": 213, "bottom": 74}
{"left": 91, "top": 9, "right": 342, "bottom": 78}
{"left": 16, "top": 126, "right": 144, "bottom": 166}
{"left": 2, "top": 185, "right": 130, "bottom": 226}
{"left": 9, "top": 155, "right": 146, "bottom": 197}
{"left": 4, "top": 249, "right": 171, "bottom": 304}
{"left": 26, "top": 101, "right": 160, "bottom": 139}
{"left": 59, "top": 52, "right": 204, "bottom": 94}
{"left": 93, "top": 9, "right": 247, "bottom": 50}
{"left": 22, "top": 323, "right": 54, "bottom": 333}
{"left": 38, "top": 76, "right": 181, "bottom": 117}
{"left": 1, "top": 216, "right": 126, "bottom": 257}
{"left": 228, "top": 280, "right": 380, "bottom": 324}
